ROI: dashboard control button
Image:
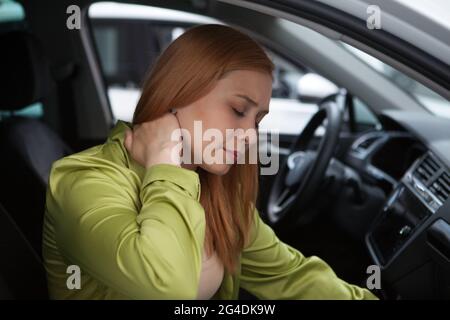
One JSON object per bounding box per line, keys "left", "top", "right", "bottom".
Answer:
{"left": 399, "top": 225, "right": 412, "bottom": 237}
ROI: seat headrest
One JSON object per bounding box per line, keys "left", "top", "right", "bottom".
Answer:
{"left": 0, "top": 30, "right": 52, "bottom": 111}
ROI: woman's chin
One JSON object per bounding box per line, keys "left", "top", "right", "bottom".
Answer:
{"left": 201, "top": 163, "right": 232, "bottom": 176}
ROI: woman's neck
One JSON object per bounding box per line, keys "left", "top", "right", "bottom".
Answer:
{"left": 181, "top": 162, "right": 199, "bottom": 172}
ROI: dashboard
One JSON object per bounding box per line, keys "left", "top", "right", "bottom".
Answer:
{"left": 346, "top": 111, "right": 450, "bottom": 299}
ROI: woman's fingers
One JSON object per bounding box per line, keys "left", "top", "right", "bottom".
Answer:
{"left": 124, "top": 129, "right": 133, "bottom": 151}
{"left": 123, "top": 113, "right": 183, "bottom": 169}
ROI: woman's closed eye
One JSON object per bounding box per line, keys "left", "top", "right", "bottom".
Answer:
{"left": 231, "top": 105, "right": 262, "bottom": 129}
{"left": 232, "top": 107, "right": 245, "bottom": 117}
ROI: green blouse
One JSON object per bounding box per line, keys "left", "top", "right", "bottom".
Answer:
{"left": 42, "top": 120, "right": 377, "bottom": 300}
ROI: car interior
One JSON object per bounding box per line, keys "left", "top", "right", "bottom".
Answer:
{"left": 0, "top": 0, "right": 449, "bottom": 300}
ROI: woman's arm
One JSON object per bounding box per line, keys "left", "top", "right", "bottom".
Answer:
{"left": 47, "top": 162, "right": 205, "bottom": 299}
{"left": 239, "top": 208, "right": 378, "bottom": 300}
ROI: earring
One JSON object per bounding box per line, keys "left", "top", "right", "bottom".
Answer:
{"left": 170, "top": 108, "right": 183, "bottom": 141}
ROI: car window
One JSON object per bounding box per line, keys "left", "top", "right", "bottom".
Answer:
{"left": 352, "top": 97, "right": 381, "bottom": 131}
{"left": 0, "top": 0, "right": 43, "bottom": 120}
{"left": 341, "top": 43, "right": 450, "bottom": 119}
{"left": 91, "top": 19, "right": 188, "bottom": 89}
{"left": 88, "top": 2, "right": 341, "bottom": 136}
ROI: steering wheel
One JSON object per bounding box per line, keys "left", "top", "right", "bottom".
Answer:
{"left": 267, "top": 91, "right": 345, "bottom": 228}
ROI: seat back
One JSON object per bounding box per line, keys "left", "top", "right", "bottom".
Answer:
{"left": 0, "top": 30, "right": 72, "bottom": 256}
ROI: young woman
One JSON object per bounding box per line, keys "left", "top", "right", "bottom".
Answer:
{"left": 42, "top": 24, "right": 377, "bottom": 300}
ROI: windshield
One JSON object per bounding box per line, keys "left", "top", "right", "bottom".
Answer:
{"left": 341, "top": 43, "right": 450, "bottom": 119}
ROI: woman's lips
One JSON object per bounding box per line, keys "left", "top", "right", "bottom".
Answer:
{"left": 224, "top": 148, "right": 239, "bottom": 161}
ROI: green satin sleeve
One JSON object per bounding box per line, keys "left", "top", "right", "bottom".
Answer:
{"left": 47, "top": 162, "right": 205, "bottom": 299}
{"left": 239, "top": 209, "right": 379, "bottom": 300}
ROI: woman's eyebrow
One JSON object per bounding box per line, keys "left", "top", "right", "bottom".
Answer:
{"left": 234, "top": 94, "right": 258, "bottom": 106}
{"left": 234, "top": 93, "right": 269, "bottom": 114}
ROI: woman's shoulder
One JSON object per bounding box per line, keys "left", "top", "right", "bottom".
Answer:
{"left": 49, "top": 139, "right": 131, "bottom": 187}
{"left": 50, "top": 119, "right": 134, "bottom": 181}
{"left": 51, "top": 143, "right": 105, "bottom": 171}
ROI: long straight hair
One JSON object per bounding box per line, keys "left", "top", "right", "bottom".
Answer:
{"left": 132, "top": 24, "right": 274, "bottom": 274}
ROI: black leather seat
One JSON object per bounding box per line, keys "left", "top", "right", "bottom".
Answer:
{"left": 0, "top": 30, "right": 73, "bottom": 257}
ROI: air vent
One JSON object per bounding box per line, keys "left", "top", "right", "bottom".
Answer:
{"left": 430, "top": 172, "right": 450, "bottom": 203}
{"left": 411, "top": 153, "right": 450, "bottom": 207}
{"left": 413, "top": 154, "right": 441, "bottom": 185}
